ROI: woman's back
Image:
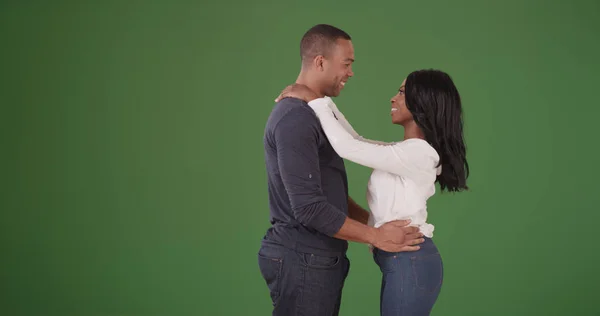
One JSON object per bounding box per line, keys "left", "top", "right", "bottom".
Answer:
{"left": 366, "top": 138, "right": 441, "bottom": 237}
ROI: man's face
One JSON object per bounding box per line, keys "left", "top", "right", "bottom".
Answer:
{"left": 321, "top": 39, "right": 354, "bottom": 97}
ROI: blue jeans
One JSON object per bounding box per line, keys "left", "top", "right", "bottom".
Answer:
{"left": 257, "top": 241, "right": 350, "bottom": 316}
{"left": 373, "top": 238, "right": 444, "bottom": 316}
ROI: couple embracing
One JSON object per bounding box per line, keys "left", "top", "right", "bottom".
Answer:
{"left": 258, "top": 24, "right": 469, "bottom": 316}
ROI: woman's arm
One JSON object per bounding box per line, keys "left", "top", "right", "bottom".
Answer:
{"left": 323, "top": 97, "right": 394, "bottom": 146}
{"left": 308, "top": 97, "right": 436, "bottom": 181}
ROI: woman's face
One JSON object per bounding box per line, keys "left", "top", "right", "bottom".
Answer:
{"left": 390, "top": 78, "right": 413, "bottom": 125}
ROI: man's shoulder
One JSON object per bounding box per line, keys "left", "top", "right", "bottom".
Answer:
{"left": 272, "top": 97, "right": 313, "bottom": 115}
{"left": 267, "top": 98, "right": 319, "bottom": 130}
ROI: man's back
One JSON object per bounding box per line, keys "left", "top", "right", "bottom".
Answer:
{"left": 262, "top": 97, "right": 349, "bottom": 255}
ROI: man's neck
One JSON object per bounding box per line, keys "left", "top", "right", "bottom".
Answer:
{"left": 296, "top": 71, "right": 325, "bottom": 98}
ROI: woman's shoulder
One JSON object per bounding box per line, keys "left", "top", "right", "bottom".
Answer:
{"left": 397, "top": 138, "right": 439, "bottom": 159}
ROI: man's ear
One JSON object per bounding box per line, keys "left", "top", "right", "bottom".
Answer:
{"left": 314, "top": 55, "right": 325, "bottom": 71}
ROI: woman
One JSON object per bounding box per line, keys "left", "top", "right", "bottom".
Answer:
{"left": 276, "top": 69, "right": 469, "bottom": 315}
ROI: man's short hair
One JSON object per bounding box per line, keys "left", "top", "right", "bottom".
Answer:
{"left": 300, "top": 24, "right": 351, "bottom": 65}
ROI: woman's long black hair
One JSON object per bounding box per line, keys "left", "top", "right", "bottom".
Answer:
{"left": 405, "top": 69, "right": 469, "bottom": 192}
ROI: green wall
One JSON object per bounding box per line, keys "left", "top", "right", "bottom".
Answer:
{"left": 2, "top": 1, "right": 599, "bottom": 315}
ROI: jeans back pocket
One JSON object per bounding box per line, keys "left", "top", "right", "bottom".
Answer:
{"left": 258, "top": 253, "right": 283, "bottom": 306}
{"left": 300, "top": 252, "right": 340, "bottom": 269}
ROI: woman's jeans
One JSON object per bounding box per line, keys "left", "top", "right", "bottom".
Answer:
{"left": 373, "top": 237, "right": 443, "bottom": 316}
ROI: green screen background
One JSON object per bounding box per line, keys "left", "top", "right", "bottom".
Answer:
{"left": 2, "top": 1, "right": 599, "bottom": 315}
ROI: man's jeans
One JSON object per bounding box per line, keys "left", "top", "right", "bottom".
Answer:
{"left": 257, "top": 241, "right": 350, "bottom": 316}
{"left": 373, "top": 237, "right": 444, "bottom": 316}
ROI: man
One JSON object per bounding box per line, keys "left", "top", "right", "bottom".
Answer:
{"left": 258, "top": 24, "right": 424, "bottom": 315}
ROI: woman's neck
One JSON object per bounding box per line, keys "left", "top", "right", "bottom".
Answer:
{"left": 403, "top": 121, "right": 425, "bottom": 140}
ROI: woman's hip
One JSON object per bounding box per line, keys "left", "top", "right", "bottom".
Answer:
{"left": 372, "top": 238, "right": 443, "bottom": 275}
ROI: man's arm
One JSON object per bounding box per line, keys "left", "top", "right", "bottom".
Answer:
{"left": 348, "top": 196, "right": 369, "bottom": 225}
{"left": 273, "top": 103, "right": 423, "bottom": 251}
{"left": 274, "top": 105, "right": 347, "bottom": 236}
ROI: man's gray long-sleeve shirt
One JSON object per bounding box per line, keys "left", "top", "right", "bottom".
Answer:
{"left": 262, "top": 97, "right": 349, "bottom": 255}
